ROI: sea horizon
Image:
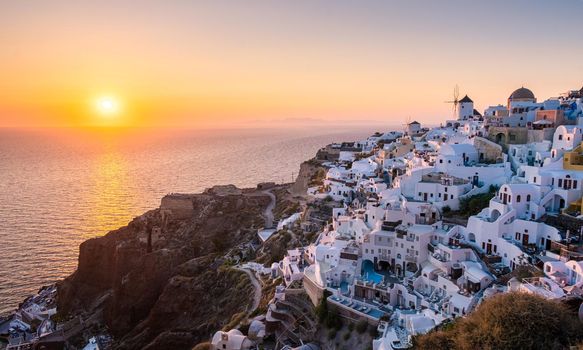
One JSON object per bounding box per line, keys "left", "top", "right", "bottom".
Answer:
{"left": 0, "top": 125, "right": 375, "bottom": 315}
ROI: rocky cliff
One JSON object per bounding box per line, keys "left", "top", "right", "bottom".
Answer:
{"left": 57, "top": 185, "right": 274, "bottom": 349}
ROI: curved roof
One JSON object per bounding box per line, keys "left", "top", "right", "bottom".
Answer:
{"left": 509, "top": 87, "right": 535, "bottom": 100}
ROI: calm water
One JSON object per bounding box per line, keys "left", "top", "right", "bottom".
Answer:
{"left": 0, "top": 126, "right": 375, "bottom": 314}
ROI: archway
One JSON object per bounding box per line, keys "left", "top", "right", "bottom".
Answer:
{"left": 378, "top": 260, "right": 390, "bottom": 271}
{"left": 491, "top": 209, "right": 502, "bottom": 221}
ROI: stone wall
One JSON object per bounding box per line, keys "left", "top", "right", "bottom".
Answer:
{"left": 474, "top": 137, "right": 503, "bottom": 163}
{"left": 487, "top": 127, "right": 528, "bottom": 147}
{"left": 303, "top": 274, "right": 324, "bottom": 306}
{"left": 527, "top": 128, "right": 555, "bottom": 143}
{"left": 160, "top": 194, "right": 194, "bottom": 219}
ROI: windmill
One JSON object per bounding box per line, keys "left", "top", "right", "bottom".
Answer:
{"left": 444, "top": 85, "right": 460, "bottom": 118}
{"left": 402, "top": 116, "right": 412, "bottom": 131}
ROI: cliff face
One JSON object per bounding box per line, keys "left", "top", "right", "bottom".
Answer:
{"left": 57, "top": 185, "right": 272, "bottom": 349}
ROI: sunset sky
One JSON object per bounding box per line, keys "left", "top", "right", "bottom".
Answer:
{"left": 1, "top": 0, "right": 583, "bottom": 128}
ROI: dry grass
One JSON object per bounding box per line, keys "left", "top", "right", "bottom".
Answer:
{"left": 414, "top": 292, "right": 583, "bottom": 350}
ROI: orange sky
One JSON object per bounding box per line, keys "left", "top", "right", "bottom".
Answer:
{"left": 1, "top": 1, "right": 582, "bottom": 128}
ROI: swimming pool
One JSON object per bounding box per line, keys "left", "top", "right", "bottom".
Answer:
{"left": 368, "top": 308, "right": 385, "bottom": 319}
{"left": 340, "top": 281, "right": 349, "bottom": 294}
{"left": 362, "top": 260, "right": 384, "bottom": 284}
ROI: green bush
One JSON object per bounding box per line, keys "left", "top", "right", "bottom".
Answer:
{"left": 356, "top": 319, "right": 368, "bottom": 334}
{"left": 368, "top": 324, "right": 377, "bottom": 337}
{"left": 326, "top": 309, "right": 342, "bottom": 330}
{"left": 315, "top": 291, "right": 330, "bottom": 323}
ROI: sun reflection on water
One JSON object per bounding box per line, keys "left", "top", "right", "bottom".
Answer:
{"left": 82, "top": 150, "right": 136, "bottom": 239}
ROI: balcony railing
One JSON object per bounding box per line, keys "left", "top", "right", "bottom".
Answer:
{"left": 405, "top": 254, "right": 417, "bottom": 263}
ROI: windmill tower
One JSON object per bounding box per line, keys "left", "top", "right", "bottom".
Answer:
{"left": 403, "top": 116, "right": 420, "bottom": 136}
{"left": 444, "top": 85, "right": 460, "bottom": 119}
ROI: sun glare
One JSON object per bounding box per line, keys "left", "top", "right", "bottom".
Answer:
{"left": 95, "top": 96, "right": 120, "bottom": 116}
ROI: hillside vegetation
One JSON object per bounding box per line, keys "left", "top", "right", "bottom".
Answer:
{"left": 413, "top": 292, "right": 583, "bottom": 350}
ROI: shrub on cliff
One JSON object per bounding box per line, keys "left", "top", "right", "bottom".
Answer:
{"left": 413, "top": 292, "right": 583, "bottom": 350}
{"left": 192, "top": 342, "right": 212, "bottom": 350}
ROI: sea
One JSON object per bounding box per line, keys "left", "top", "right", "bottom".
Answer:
{"left": 0, "top": 125, "right": 379, "bottom": 315}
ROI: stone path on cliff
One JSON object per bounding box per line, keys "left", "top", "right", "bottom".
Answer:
{"left": 236, "top": 267, "right": 262, "bottom": 314}
{"left": 262, "top": 189, "right": 276, "bottom": 228}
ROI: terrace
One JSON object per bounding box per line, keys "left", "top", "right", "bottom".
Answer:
{"left": 328, "top": 295, "right": 389, "bottom": 321}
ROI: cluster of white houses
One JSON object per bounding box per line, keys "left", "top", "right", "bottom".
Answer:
{"left": 280, "top": 86, "right": 583, "bottom": 349}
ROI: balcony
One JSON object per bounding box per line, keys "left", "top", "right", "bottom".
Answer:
{"left": 378, "top": 254, "right": 391, "bottom": 262}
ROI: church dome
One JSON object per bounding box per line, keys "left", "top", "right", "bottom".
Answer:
{"left": 509, "top": 87, "right": 535, "bottom": 100}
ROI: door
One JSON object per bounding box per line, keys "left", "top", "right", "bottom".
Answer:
{"left": 486, "top": 243, "right": 492, "bottom": 254}
{"left": 522, "top": 234, "right": 529, "bottom": 246}
{"left": 424, "top": 193, "right": 428, "bottom": 201}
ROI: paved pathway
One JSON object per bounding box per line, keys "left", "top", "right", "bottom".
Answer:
{"left": 236, "top": 267, "right": 262, "bottom": 314}
{"left": 262, "top": 190, "right": 276, "bottom": 228}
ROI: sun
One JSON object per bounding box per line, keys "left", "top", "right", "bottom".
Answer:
{"left": 95, "top": 96, "right": 121, "bottom": 116}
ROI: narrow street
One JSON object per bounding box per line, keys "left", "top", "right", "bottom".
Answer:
{"left": 263, "top": 190, "right": 276, "bottom": 228}
{"left": 236, "top": 267, "right": 262, "bottom": 315}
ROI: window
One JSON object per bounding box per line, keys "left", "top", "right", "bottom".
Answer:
{"left": 527, "top": 194, "right": 531, "bottom": 202}
{"left": 533, "top": 176, "right": 537, "bottom": 183}
{"left": 559, "top": 134, "right": 563, "bottom": 140}
{"left": 558, "top": 179, "right": 562, "bottom": 187}
{"left": 516, "top": 195, "right": 521, "bottom": 202}
{"left": 574, "top": 180, "right": 578, "bottom": 189}
{"left": 439, "top": 159, "right": 443, "bottom": 164}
